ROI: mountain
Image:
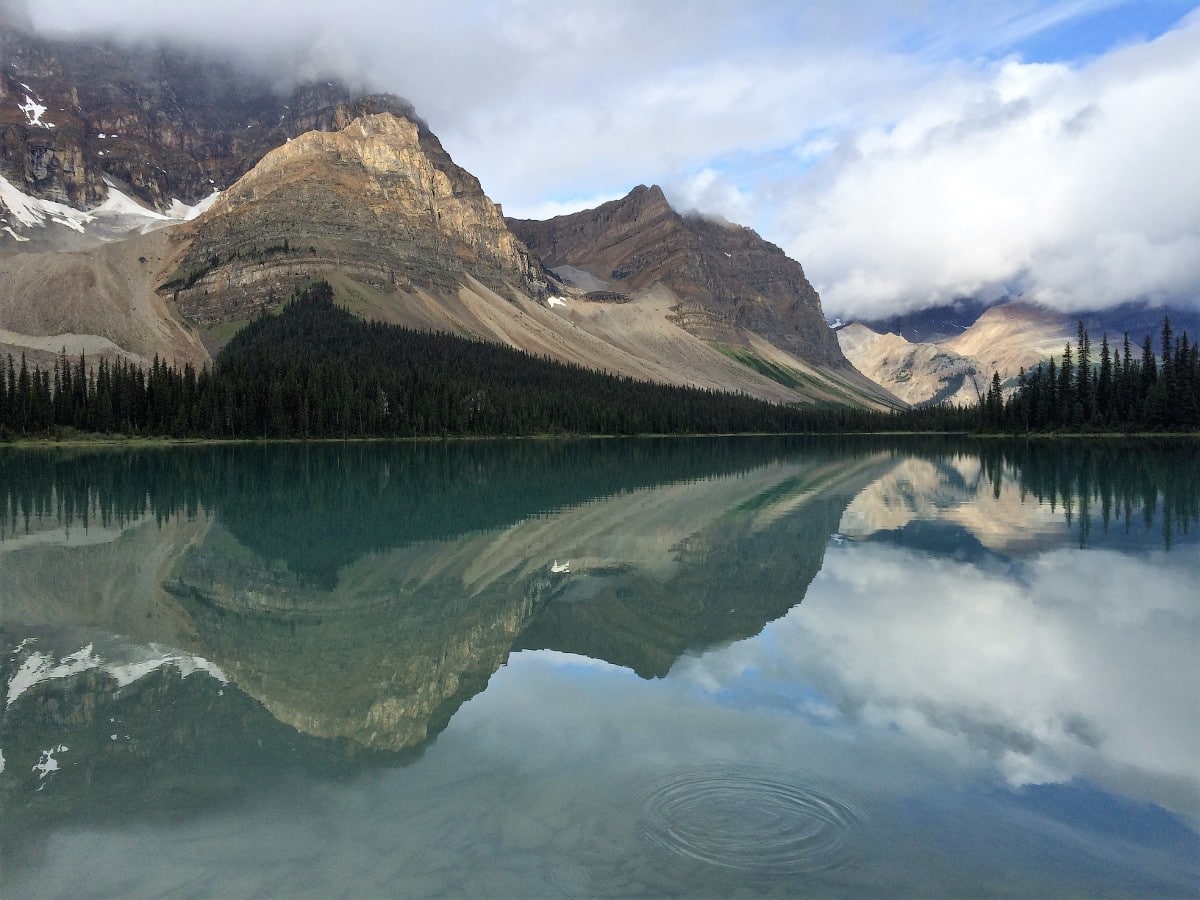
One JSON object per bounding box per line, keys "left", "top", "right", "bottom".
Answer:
{"left": 509, "top": 186, "right": 898, "bottom": 408}
{"left": 164, "top": 111, "right": 547, "bottom": 330}
{"left": 840, "top": 300, "right": 1200, "bottom": 407}
{"left": 0, "top": 23, "right": 897, "bottom": 410}
{"left": 839, "top": 303, "right": 1069, "bottom": 406}
{"left": 0, "top": 23, "right": 433, "bottom": 370}
{"left": 941, "top": 302, "right": 1072, "bottom": 374}
{"left": 0, "top": 19, "right": 392, "bottom": 215}
{"left": 836, "top": 322, "right": 986, "bottom": 407}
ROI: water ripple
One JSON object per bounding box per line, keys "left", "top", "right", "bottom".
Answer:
{"left": 636, "top": 765, "right": 865, "bottom": 875}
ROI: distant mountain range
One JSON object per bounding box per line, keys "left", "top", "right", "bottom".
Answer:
{"left": 840, "top": 300, "right": 1200, "bottom": 407}
{"left": 0, "top": 20, "right": 896, "bottom": 411}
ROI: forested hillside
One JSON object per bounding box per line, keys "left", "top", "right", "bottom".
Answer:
{"left": 0, "top": 282, "right": 852, "bottom": 438}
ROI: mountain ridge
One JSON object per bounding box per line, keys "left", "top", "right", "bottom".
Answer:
{"left": 509, "top": 185, "right": 844, "bottom": 367}
{"left": 1, "top": 22, "right": 414, "bottom": 212}
{"left": 509, "top": 185, "right": 898, "bottom": 407}
{"left": 1, "top": 26, "right": 898, "bottom": 410}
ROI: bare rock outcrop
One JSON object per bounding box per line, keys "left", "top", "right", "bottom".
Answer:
{"left": 1, "top": 23, "right": 414, "bottom": 211}
{"left": 164, "top": 112, "right": 545, "bottom": 325}
{"left": 509, "top": 185, "right": 848, "bottom": 370}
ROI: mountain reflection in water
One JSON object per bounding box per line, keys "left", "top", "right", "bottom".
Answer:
{"left": 1, "top": 437, "right": 1197, "bottom": 896}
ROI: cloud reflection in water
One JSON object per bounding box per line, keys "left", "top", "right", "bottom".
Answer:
{"left": 673, "top": 537, "right": 1200, "bottom": 819}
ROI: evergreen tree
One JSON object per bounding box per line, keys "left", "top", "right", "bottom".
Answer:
{"left": 1076, "top": 321, "right": 1092, "bottom": 421}
{"left": 1059, "top": 342, "right": 1075, "bottom": 423}
{"left": 1096, "top": 334, "right": 1112, "bottom": 425}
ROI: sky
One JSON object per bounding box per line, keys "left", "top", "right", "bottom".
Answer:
{"left": 20, "top": 0, "right": 1200, "bottom": 320}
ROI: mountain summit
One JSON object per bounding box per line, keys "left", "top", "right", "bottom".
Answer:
{"left": 510, "top": 186, "right": 896, "bottom": 406}
{"left": 165, "top": 111, "right": 547, "bottom": 327}
{"left": 510, "top": 186, "right": 842, "bottom": 365}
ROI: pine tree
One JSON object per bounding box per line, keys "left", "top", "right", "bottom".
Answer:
{"left": 1096, "top": 334, "right": 1112, "bottom": 424}
{"left": 1059, "top": 342, "right": 1075, "bottom": 424}
{"left": 1076, "top": 321, "right": 1092, "bottom": 422}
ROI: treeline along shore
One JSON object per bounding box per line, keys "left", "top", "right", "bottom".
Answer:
{"left": 1, "top": 282, "right": 1197, "bottom": 440}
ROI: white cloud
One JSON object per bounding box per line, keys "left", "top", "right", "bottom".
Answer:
{"left": 781, "top": 18, "right": 1200, "bottom": 317}
{"left": 663, "top": 168, "right": 754, "bottom": 224}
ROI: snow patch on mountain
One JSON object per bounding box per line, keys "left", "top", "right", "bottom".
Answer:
{"left": 18, "top": 94, "right": 54, "bottom": 129}
{"left": 33, "top": 745, "right": 68, "bottom": 780}
{"left": 0, "top": 173, "right": 91, "bottom": 232}
{"left": 0, "top": 174, "right": 223, "bottom": 242}
{"left": 169, "top": 189, "right": 221, "bottom": 221}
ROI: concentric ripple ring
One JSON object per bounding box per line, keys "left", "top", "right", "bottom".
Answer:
{"left": 636, "top": 766, "right": 864, "bottom": 875}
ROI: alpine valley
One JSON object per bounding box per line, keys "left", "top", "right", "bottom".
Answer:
{"left": 0, "top": 18, "right": 898, "bottom": 412}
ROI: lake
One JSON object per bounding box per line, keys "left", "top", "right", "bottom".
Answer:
{"left": 2, "top": 437, "right": 1197, "bottom": 897}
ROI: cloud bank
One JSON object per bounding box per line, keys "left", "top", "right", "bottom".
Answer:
{"left": 22, "top": 1, "right": 1200, "bottom": 318}
{"left": 781, "top": 18, "right": 1200, "bottom": 318}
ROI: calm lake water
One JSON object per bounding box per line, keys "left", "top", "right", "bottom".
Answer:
{"left": 2, "top": 437, "right": 1198, "bottom": 897}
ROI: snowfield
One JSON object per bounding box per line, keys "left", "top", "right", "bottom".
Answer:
{"left": 0, "top": 174, "right": 222, "bottom": 243}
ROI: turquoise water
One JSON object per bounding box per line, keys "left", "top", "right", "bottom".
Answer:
{"left": 2, "top": 437, "right": 1197, "bottom": 896}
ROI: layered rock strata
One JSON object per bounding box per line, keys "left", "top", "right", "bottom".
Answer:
{"left": 509, "top": 185, "right": 847, "bottom": 369}
{"left": 165, "top": 112, "right": 545, "bottom": 325}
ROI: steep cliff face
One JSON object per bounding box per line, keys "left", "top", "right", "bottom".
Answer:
{"left": 0, "top": 21, "right": 407, "bottom": 212}
{"left": 165, "top": 112, "right": 545, "bottom": 325}
{"left": 509, "top": 185, "right": 848, "bottom": 369}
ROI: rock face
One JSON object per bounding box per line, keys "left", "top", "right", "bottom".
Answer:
{"left": 838, "top": 302, "right": 1072, "bottom": 406}
{"left": 837, "top": 323, "right": 986, "bottom": 407}
{"left": 509, "top": 185, "right": 847, "bottom": 369}
{"left": 0, "top": 21, "right": 404, "bottom": 211}
{"left": 167, "top": 112, "right": 545, "bottom": 325}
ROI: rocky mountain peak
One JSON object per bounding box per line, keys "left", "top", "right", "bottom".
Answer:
{"left": 1, "top": 25, "right": 900, "bottom": 410}
{"left": 508, "top": 185, "right": 855, "bottom": 370}
{"left": 620, "top": 183, "right": 673, "bottom": 215}
{"left": 241, "top": 112, "right": 451, "bottom": 190}
{"left": 0, "top": 24, "right": 422, "bottom": 212}
{"left": 166, "top": 110, "right": 545, "bottom": 326}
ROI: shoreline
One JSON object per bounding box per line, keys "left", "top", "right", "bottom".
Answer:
{"left": 2, "top": 430, "right": 1197, "bottom": 449}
